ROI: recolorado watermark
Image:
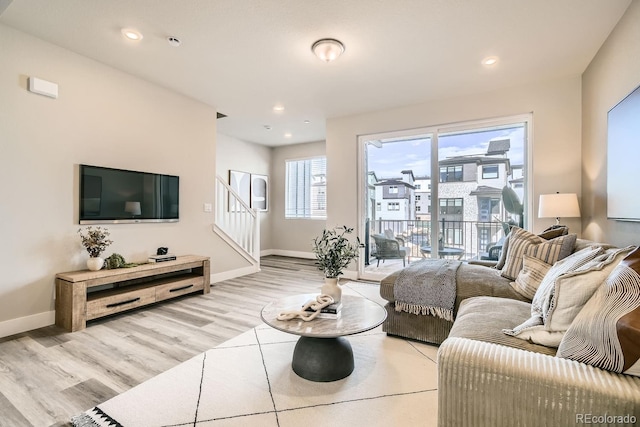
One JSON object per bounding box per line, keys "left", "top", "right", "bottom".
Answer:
{"left": 576, "top": 414, "right": 637, "bottom": 424}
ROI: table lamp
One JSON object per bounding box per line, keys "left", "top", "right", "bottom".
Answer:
{"left": 124, "top": 201, "right": 141, "bottom": 217}
{"left": 538, "top": 193, "right": 580, "bottom": 226}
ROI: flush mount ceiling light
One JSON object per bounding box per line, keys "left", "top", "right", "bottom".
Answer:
{"left": 121, "top": 28, "right": 143, "bottom": 41}
{"left": 482, "top": 56, "right": 499, "bottom": 66}
{"left": 311, "top": 38, "right": 345, "bottom": 62}
{"left": 273, "top": 105, "right": 285, "bottom": 112}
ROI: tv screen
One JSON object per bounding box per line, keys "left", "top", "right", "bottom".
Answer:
{"left": 79, "top": 164, "right": 179, "bottom": 224}
{"left": 607, "top": 83, "right": 640, "bottom": 221}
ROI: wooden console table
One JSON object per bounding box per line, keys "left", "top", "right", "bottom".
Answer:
{"left": 55, "top": 255, "right": 210, "bottom": 332}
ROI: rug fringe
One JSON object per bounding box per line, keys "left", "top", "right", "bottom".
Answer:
{"left": 395, "top": 301, "right": 454, "bottom": 322}
{"left": 71, "top": 407, "right": 122, "bottom": 427}
{"left": 71, "top": 413, "right": 100, "bottom": 427}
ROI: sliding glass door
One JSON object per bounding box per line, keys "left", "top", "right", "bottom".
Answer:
{"left": 358, "top": 115, "right": 530, "bottom": 281}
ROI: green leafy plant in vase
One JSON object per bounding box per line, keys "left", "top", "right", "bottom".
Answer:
{"left": 78, "top": 226, "right": 113, "bottom": 271}
{"left": 312, "top": 226, "right": 361, "bottom": 303}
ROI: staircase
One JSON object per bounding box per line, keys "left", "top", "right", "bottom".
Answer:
{"left": 213, "top": 175, "right": 260, "bottom": 267}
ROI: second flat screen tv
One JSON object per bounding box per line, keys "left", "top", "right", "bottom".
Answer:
{"left": 80, "top": 164, "right": 179, "bottom": 224}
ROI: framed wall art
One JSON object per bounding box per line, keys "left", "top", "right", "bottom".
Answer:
{"left": 251, "top": 173, "right": 269, "bottom": 211}
{"left": 229, "top": 170, "right": 251, "bottom": 211}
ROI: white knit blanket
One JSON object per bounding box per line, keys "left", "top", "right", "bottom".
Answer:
{"left": 394, "top": 259, "right": 461, "bottom": 322}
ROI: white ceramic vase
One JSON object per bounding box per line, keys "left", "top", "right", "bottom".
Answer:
{"left": 87, "top": 257, "right": 104, "bottom": 271}
{"left": 321, "top": 277, "right": 341, "bottom": 303}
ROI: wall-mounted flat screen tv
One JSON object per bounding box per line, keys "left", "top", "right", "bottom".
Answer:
{"left": 79, "top": 164, "right": 179, "bottom": 224}
{"left": 607, "top": 83, "right": 640, "bottom": 221}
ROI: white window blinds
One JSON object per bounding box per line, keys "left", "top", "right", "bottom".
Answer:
{"left": 285, "top": 157, "right": 327, "bottom": 219}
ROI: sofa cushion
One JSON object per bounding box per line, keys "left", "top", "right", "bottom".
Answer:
{"left": 557, "top": 247, "right": 640, "bottom": 377}
{"left": 510, "top": 254, "right": 552, "bottom": 300}
{"left": 448, "top": 296, "right": 556, "bottom": 356}
{"left": 380, "top": 261, "right": 526, "bottom": 309}
{"left": 500, "top": 227, "right": 576, "bottom": 281}
{"left": 503, "top": 246, "right": 632, "bottom": 347}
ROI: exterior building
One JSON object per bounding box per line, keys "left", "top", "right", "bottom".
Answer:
{"left": 413, "top": 176, "right": 431, "bottom": 221}
{"left": 368, "top": 138, "right": 523, "bottom": 259}
{"left": 437, "top": 138, "right": 518, "bottom": 254}
{"left": 373, "top": 170, "right": 416, "bottom": 231}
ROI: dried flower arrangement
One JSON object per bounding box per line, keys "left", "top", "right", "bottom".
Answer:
{"left": 78, "top": 226, "right": 113, "bottom": 258}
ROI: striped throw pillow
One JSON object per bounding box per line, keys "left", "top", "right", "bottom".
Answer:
{"left": 500, "top": 227, "right": 576, "bottom": 281}
{"left": 558, "top": 247, "right": 640, "bottom": 377}
{"left": 510, "top": 255, "right": 552, "bottom": 300}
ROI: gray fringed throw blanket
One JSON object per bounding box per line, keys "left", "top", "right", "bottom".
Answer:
{"left": 394, "top": 259, "right": 461, "bottom": 322}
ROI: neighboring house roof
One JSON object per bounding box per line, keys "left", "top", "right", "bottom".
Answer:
{"left": 400, "top": 169, "right": 415, "bottom": 181}
{"left": 439, "top": 156, "right": 510, "bottom": 167}
{"left": 487, "top": 139, "right": 511, "bottom": 155}
{"left": 374, "top": 179, "right": 416, "bottom": 189}
{"left": 469, "top": 185, "right": 503, "bottom": 196}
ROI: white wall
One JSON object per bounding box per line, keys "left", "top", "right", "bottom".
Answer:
{"left": 582, "top": 0, "right": 640, "bottom": 246}
{"left": 270, "top": 141, "right": 326, "bottom": 257}
{"left": 216, "top": 133, "right": 273, "bottom": 251}
{"left": 0, "top": 24, "right": 248, "bottom": 337}
{"left": 326, "top": 75, "right": 583, "bottom": 275}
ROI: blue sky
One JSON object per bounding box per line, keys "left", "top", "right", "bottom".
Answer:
{"left": 367, "top": 126, "right": 525, "bottom": 179}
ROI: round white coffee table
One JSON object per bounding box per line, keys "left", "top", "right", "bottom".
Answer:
{"left": 261, "top": 294, "right": 387, "bottom": 382}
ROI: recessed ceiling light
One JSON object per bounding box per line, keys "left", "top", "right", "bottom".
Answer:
{"left": 284, "top": 133, "right": 292, "bottom": 138}
{"left": 304, "top": 120, "right": 311, "bottom": 124}
{"left": 482, "top": 56, "right": 499, "bottom": 66}
{"left": 264, "top": 125, "right": 272, "bottom": 130}
{"left": 273, "top": 105, "right": 285, "bottom": 112}
{"left": 121, "top": 28, "right": 143, "bottom": 41}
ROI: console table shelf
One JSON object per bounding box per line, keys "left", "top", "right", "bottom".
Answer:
{"left": 55, "top": 255, "right": 210, "bottom": 332}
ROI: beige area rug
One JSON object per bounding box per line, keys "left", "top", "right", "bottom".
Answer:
{"left": 72, "top": 282, "right": 440, "bottom": 427}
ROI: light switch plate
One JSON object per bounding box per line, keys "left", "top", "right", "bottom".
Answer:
{"left": 203, "top": 203, "right": 212, "bottom": 212}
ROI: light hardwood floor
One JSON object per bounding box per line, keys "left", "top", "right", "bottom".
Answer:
{"left": 0, "top": 256, "right": 373, "bottom": 427}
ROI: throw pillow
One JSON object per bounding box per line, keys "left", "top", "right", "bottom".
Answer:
{"left": 510, "top": 255, "right": 552, "bottom": 300}
{"left": 502, "top": 245, "right": 607, "bottom": 347}
{"left": 557, "top": 247, "right": 640, "bottom": 377}
{"left": 494, "top": 233, "right": 510, "bottom": 270}
{"left": 538, "top": 225, "right": 569, "bottom": 240}
{"left": 500, "top": 227, "right": 576, "bottom": 281}
{"left": 544, "top": 247, "right": 634, "bottom": 332}
{"left": 494, "top": 226, "right": 568, "bottom": 271}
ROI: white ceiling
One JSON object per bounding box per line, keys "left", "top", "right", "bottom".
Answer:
{"left": 0, "top": 0, "right": 631, "bottom": 146}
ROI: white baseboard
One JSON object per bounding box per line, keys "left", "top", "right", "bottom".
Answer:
{"left": 0, "top": 310, "right": 55, "bottom": 339}
{"left": 341, "top": 270, "right": 359, "bottom": 281}
{"left": 210, "top": 264, "right": 261, "bottom": 284}
{"left": 264, "top": 249, "right": 315, "bottom": 259}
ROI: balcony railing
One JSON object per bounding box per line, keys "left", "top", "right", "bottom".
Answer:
{"left": 365, "top": 218, "right": 508, "bottom": 262}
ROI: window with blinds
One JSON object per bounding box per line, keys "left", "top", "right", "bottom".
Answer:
{"left": 285, "top": 156, "right": 327, "bottom": 219}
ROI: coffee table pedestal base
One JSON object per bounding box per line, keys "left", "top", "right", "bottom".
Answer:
{"left": 292, "top": 336, "right": 354, "bottom": 382}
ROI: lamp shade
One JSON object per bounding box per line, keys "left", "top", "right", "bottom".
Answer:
{"left": 538, "top": 193, "right": 580, "bottom": 219}
{"left": 124, "top": 201, "right": 141, "bottom": 215}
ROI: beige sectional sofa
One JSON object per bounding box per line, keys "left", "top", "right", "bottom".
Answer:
{"left": 379, "top": 238, "right": 640, "bottom": 426}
